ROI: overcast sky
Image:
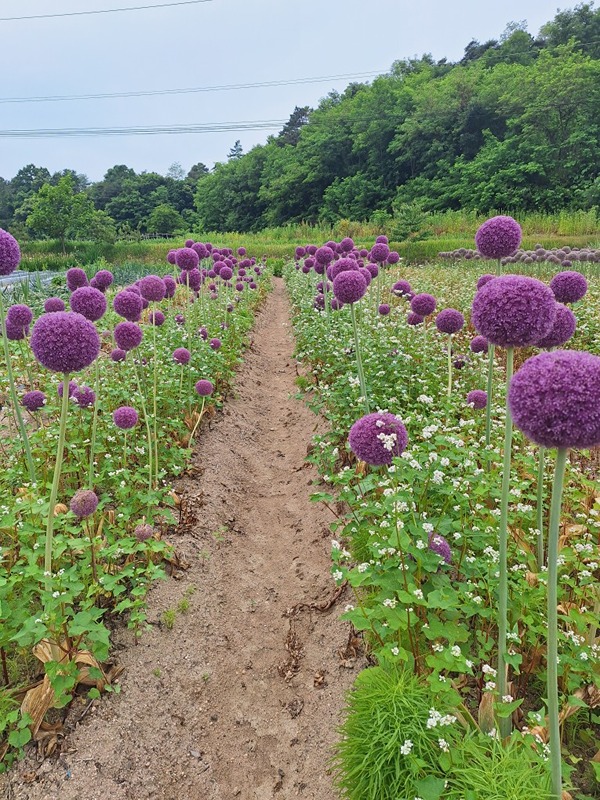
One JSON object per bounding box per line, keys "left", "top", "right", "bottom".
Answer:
{"left": 0, "top": 0, "right": 568, "bottom": 182}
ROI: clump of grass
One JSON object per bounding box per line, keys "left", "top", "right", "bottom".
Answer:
{"left": 160, "top": 609, "right": 176, "bottom": 630}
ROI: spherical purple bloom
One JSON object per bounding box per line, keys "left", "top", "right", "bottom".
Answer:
{"left": 139, "top": 275, "right": 166, "bottom": 302}
{"left": 192, "top": 242, "right": 208, "bottom": 260}
{"left": 114, "top": 321, "right": 143, "bottom": 351}
{"left": 182, "top": 268, "right": 201, "bottom": 292}
{"left": 110, "top": 348, "right": 127, "bottom": 362}
{"left": 428, "top": 533, "right": 452, "bottom": 564}
{"left": 66, "top": 267, "right": 89, "bottom": 291}
{"left": 198, "top": 326, "right": 208, "bottom": 340}
{"left": 315, "top": 246, "right": 335, "bottom": 267}
{"left": 534, "top": 303, "right": 576, "bottom": 349}
{"left": 509, "top": 350, "right": 600, "bottom": 449}
{"left": 163, "top": 274, "right": 176, "bottom": 299}
{"left": 175, "top": 247, "right": 200, "bottom": 271}
{"left": 392, "top": 280, "right": 411, "bottom": 297}
{"left": 94, "top": 269, "right": 114, "bottom": 291}
{"left": 475, "top": 215, "right": 522, "bottom": 259}
{"left": 295, "top": 246, "right": 306, "bottom": 258}
{"left": 185, "top": 239, "right": 194, "bottom": 248}
{"left": 370, "top": 242, "right": 390, "bottom": 263}
{"left": 237, "top": 247, "right": 246, "bottom": 256}
{"left": 113, "top": 290, "right": 143, "bottom": 322}
{"left": 70, "top": 489, "right": 99, "bottom": 519}
{"left": 376, "top": 235, "right": 389, "bottom": 244}
{"left": 167, "top": 249, "right": 177, "bottom": 265}
{"left": 330, "top": 297, "right": 344, "bottom": 311}
{"left": 4, "top": 319, "right": 28, "bottom": 340}
{"left": 134, "top": 523, "right": 154, "bottom": 542}
{"left": 359, "top": 267, "right": 372, "bottom": 286}
{"left": 57, "top": 379, "right": 78, "bottom": 399}
{"left": 219, "top": 266, "right": 233, "bottom": 281}
{"left": 173, "top": 347, "right": 191, "bottom": 365}
{"left": 470, "top": 335, "right": 489, "bottom": 354}
{"left": 149, "top": 309, "right": 165, "bottom": 326}
{"left": 379, "top": 303, "right": 391, "bottom": 316}
{"left": 195, "top": 379, "right": 214, "bottom": 396}
{"left": 549, "top": 270, "right": 588, "bottom": 304}
{"left": 348, "top": 412, "right": 408, "bottom": 466}
{"left": 44, "top": 297, "right": 66, "bottom": 313}
{"left": 471, "top": 275, "right": 556, "bottom": 348}
{"left": 436, "top": 308, "right": 465, "bottom": 335}
{"left": 0, "top": 229, "right": 21, "bottom": 275}
{"left": 73, "top": 385, "right": 96, "bottom": 408}
{"left": 330, "top": 257, "right": 360, "bottom": 280}
{"left": 31, "top": 312, "right": 100, "bottom": 373}
{"left": 407, "top": 312, "right": 424, "bottom": 326}
{"left": 333, "top": 271, "right": 367, "bottom": 305}
{"left": 209, "top": 338, "right": 221, "bottom": 350}
{"left": 21, "top": 390, "right": 46, "bottom": 412}
{"left": 387, "top": 251, "right": 400, "bottom": 265}
{"left": 477, "top": 274, "right": 496, "bottom": 290}
{"left": 69, "top": 286, "right": 107, "bottom": 322}
{"left": 6, "top": 304, "right": 33, "bottom": 331}
{"left": 411, "top": 293, "right": 436, "bottom": 317}
{"left": 466, "top": 390, "right": 488, "bottom": 410}
{"left": 113, "top": 406, "right": 139, "bottom": 430}
{"left": 339, "top": 237, "right": 354, "bottom": 253}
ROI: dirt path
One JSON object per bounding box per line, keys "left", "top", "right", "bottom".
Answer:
{"left": 4, "top": 279, "right": 362, "bottom": 800}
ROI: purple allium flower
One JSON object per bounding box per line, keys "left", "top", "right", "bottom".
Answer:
{"left": 330, "top": 297, "right": 344, "bottom": 310}
{"left": 73, "top": 385, "right": 96, "bottom": 408}
{"left": 330, "top": 257, "right": 360, "bottom": 280}
{"left": 376, "top": 235, "right": 389, "bottom": 244}
{"left": 477, "top": 274, "right": 496, "bottom": 290}
{"left": 176, "top": 247, "right": 200, "bottom": 271}
{"left": 249, "top": 281, "right": 257, "bottom": 289}
{"left": 470, "top": 335, "right": 489, "bottom": 354}
{"left": 475, "top": 215, "right": 522, "bottom": 259}
{"left": 359, "top": 267, "right": 373, "bottom": 286}
{"left": 195, "top": 379, "right": 214, "bottom": 396}
{"left": 198, "top": 326, "right": 208, "bottom": 340}
{"left": 113, "top": 290, "right": 143, "bottom": 321}
{"left": 339, "top": 237, "right": 354, "bottom": 253}
{"left": 365, "top": 263, "right": 379, "bottom": 278}
{"left": 471, "top": 275, "right": 556, "bottom": 348}
{"left": 549, "top": 270, "right": 588, "bottom": 304}
{"left": 134, "top": 523, "right": 153, "bottom": 542}
{"left": 348, "top": 411, "right": 408, "bottom": 466}
{"left": 57, "top": 379, "right": 78, "bottom": 398}
{"left": 392, "top": 280, "right": 411, "bottom": 297}
{"left": 4, "top": 320, "right": 28, "bottom": 340}
{"left": 411, "top": 293, "right": 436, "bottom": 317}
{"left": 436, "top": 308, "right": 465, "bottom": 335}
{"left": 209, "top": 338, "right": 221, "bottom": 350}
{"left": 378, "top": 303, "right": 391, "bottom": 316}
{"left": 6, "top": 304, "right": 33, "bottom": 330}
{"left": 219, "top": 266, "right": 233, "bottom": 281}
{"left": 185, "top": 239, "right": 194, "bottom": 248}
{"left": 114, "top": 321, "right": 143, "bottom": 351}
{"left": 295, "top": 246, "right": 306, "bottom": 258}
{"left": 387, "top": 251, "right": 400, "bottom": 265}
{"left": 31, "top": 312, "right": 100, "bottom": 373}
{"left": 509, "top": 350, "right": 600, "bottom": 449}
{"left": 192, "top": 242, "right": 208, "bottom": 260}
{"left": 69, "top": 286, "right": 107, "bottom": 322}
{"left": 175, "top": 314, "right": 185, "bottom": 325}
{"left": 110, "top": 348, "right": 127, "bottom": 362}
{"left": 149, "top": 310, "right": 165, "bottom": 326}
{"left": 0, "top": 229, "right": 21, "bottom": 275}
{"left": 370, "top": 242, "right": 390, "bottom": 263}
{"left": 66, "top": 267, "right": 89, "bottom": 291}
{"left": 94, "top": 269, "right": 114, "bottom": 291}
{"left": 21, "top": 390, "right": 46, "bottom": 412}
{"left": 315, "top": 246, "right": 335, "bottom": 267}
{"left": 113, "top": 405, "right": 139, "bottom": 429}
{"left": 163, "top": 274, "right": 176, "bottom": 298}
{"left": 139, "top": 275, "right": 166, "bottom": 302}
{"left": 44, "top": 297, "right": 66, "bottom": 313}
{"left": 333, "top": 271, "right": 367, "bottom": 305}
{"left": 167, "top": 249, "right": 177, "bottom": 265}
{"left": 237, "top": 246, "right": 246, "bottom": 256}
{"left": 534, "top": 303, "right": 576, "bottom": 349}
{"left": 407, "top": 312, "right": 424, "bottom": 326}
{"left": 173, "top": 347, "right": 191, "bottom": 365}
{"left": 428, "top": 533, "right": 452, "bottom": 564}
{"left": 70, "top": 489, "right": 99, "bottom": 519}
{"left": 466, "top": 389, "right": 488, "bottom": 409}
{"left": 182, "top": 268, "right": 201, "bottom": 292}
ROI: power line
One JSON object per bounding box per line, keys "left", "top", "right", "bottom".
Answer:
{"left": 0, "top": 0, "right": 213, "bottom": 22}
{"left": 0, "top": 120, "right": 287, "bottom": 138}
{"left": 0, "top": 71, "right": 384, "bottom": 105}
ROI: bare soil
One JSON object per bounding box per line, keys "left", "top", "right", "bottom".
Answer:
{"left": 3, "top": 279, "right": 363, "bottom": 800}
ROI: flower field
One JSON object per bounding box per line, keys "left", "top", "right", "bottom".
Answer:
{"left": 286, "top": 227, "right": 600, "bottom": 799}
{"left": 0, "top": 231, "right": 268, "bottom": 767}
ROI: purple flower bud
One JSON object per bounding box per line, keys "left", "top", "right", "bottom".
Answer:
{"left": 378, "top": 303, "right": 391, "bottom": 316}
{"left": 470, "top": 335, "right": 489, "bottom": 354}
{"left": 348, "top": 412, "right": 408, "bottom": 466}
{"left": 139, "top": 275, "right": 166, "bottom": 302}
{"left": 66, "top": 267, "right": 88, "bottom": 291}
{"left": 113, "top": 406, "right": 139, "bottom": 430}
{"left": 195, "top": 379, "right": 214, "bottom": 396}
{"left": 387, "top": 251, "right": 400, "bottom": 265}
{"left": 6, "top": 304, "right": 33, "bottom": 329}
{"left": 209, "top": 338, "right": 221, "bottom": 350}
{"left": 173, "top": 347, "right": 191, "bottom": 365}
{"left": 466, "top": 390, "right": 488, "bottom": 410}
{"left": 370, "top": 242, "right": 390, "bottom": 263}
{"left": 149, "top": 310, "right": 165, "bottom": 326}
{"left": 333, "top": 271, "right": 367, "bottom": 305}
{"left": 428, "top": 533, "right": 452, "bottom": 564}
{"left": 113, "top": 290, "right": 143, "bottom": 322}
{"left": 339, "top": 237, "right": 354, "bottom": 253}
{"left": 135, "top": 523, "right": 154, "bottom": 542}
{"left": 70, "top": 489, "right": 99, "bottom": 519}
{"left": 110, "top": 348, "right": 127, "bottom": 362}
{"left": 94, "top": 270, "right": 114, "bottom": 291}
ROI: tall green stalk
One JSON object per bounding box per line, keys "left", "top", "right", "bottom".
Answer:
{"left": 132, "top": 361, "right": 153, "bottom": 497}
{"left": 536, "top": 446, "right": 546, "bottom": 569}
{"left": 44, "top": 373, "right": 71, "bottom": 586}
{"left": 0, "top": 292, "right": 36, "bottom": 483}
{"left": 87, "top": 360, "right": 100, "bottom": 487}
{"left": 151, "top": 314, "right": 159, "bottom": 488}
{"left": 446, "top": 335, "right": 453, "bottom": 397}
{"left": 350, "top": 303, "right": 369, "bottom": 414}
{"left": 547, "top": 447, "right": 568, "bottom": 800}
{"left": 497, "top": 346, "right": 514, "bottom": 738}
{"left": 485, "top": 344, "right": 495, "bottom": 453}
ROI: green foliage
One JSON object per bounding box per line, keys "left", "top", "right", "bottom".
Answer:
{"left": 146, "top": 203, "right": 185, "bottom": 235}
{"left": 26, "top": 176, "right": 96, "bottom": 251}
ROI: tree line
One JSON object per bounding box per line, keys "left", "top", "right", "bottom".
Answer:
{"left": 1, "top": 3, "right": 599, "bottom": 240}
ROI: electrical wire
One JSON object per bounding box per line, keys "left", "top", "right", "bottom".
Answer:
{"left": 0, "top": 0, "right": 213, "bottom": 23}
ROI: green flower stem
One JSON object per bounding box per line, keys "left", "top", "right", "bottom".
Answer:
{"left": 151, "top": 313, "right": 159, "bottom": 488}
{"left": 447, "top": 335, "right": 453, "bottom": 397}
{"left": 87, "top": 360, "right": 100, "bottom": 488}
{"left": 132, "top": 360, "right": 153, "bottom": 497}
{"left": 185, "top": 272, "right": 194, "bottom": 413}
{"left": 0, "top": 293, "right": 36, "bottom": 483}
{"left": 188, "top": 397, "right": 206, "bottom": 448}
{"left": 350, "top": 302, "right": 369, "bottom": 414}
{"left": 485, "top": 344, "right": 495, "bottom": 454}
{"left": 44, "top": 373, "right": 71, "bottom": 586}
{"left": 536, "top": 446, "right": 546, "bottom": 569}
{"left": 497, "top": 345, "right": 514, "bottom": 739}
{"left": 18, "top": 340, "right": 34, "bottom": 387}
{"left": 547, "top": 447, "right": 568, "bottom": 800}
{"left": 322, "top": 278, "right": 329, "bottom": 319}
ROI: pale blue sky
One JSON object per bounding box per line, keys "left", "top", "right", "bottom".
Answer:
{"left": 0, "top": 0, "right": 568, "bottom": 181}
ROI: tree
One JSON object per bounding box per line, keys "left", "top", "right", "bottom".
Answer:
{"left": 186, "top": 162, "right": 209, "bottom": 183}
{"left": 276, "top": 106, "right": 311, "bottom": 146}
{"left": 166, "top": 162, "right": 186, "bottom": 180}
{"left": 26, "top": 176, "right": 95, "bottom": 251}
{"left": 541, "top": 3, "right": 600, "bottom": 59}
{"left": 146, "top": 203, "right": 184, "bottom": 235}
{"left": 227, "top": 140, "right": 244, "bottom": 160}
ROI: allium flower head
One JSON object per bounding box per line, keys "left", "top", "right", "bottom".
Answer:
{"left": 113, "top": 406, "right": 139, "bottom": 429}
{"left": 378, "top": 303, "right": 391, "bottom": 316}
{"left": 173, "top": 347, "right": 191, "bottom": 365}
{"left": 139, "top": 275, "right": 166, "bottom": 302}
{"left": 31, "top": 312, "right": 100, "bottom": 373}
{"left": 359, "top": 267, "right": 372, "bottom": 286}
{"left": 534, "top": 303, "right": 576, "bottom": 349}
{"left": 392, "top": 280, "right": 411, "bottom": 297}
{"left": 110, "top": 348, "right": 127, "bottom": 362}
{"left": 5, "top": 320, "right": 28, "bottom": 340}
{"left": 21, "top": 390, "right": 46, "bottom": 412}
{"left": 509, "top": 350, "right": 600, "bottom": 449}
{"left": 219, "top": 266, "right": 233, "bottom": 281}
{"left": 209, "top": 338, "right": 221, "bottom": 350}
{"left": 73, "top": 385, "right": 96, "bottom": 408}
{"left": 57, "top": 379, "right": 78, "bottom": 398}
{"left": 149, "top": 310, "right": 165, "bottom": 326}
{"left": 387, "top": 251, "right": 400, "bottom": 265}
{"left": 70, "top": 489, "right": 99, "bottom": 519}
{"left": 66, "top": 267, "right": 89, "bottom": 291}
{"left": 315, "top": 246, "right": 335, "bottom": 266}
{"left": 370, "top": 242, "right": 390, "bottom": 263}
{"left": 163, "top": 274, "right": 176, "bottom": 298}
{"left": 470, "top": 335, "right": 489, "bottom": 354}
{"left": 195, "top": 379, "right": 214, "bottom": 396}
{"left": 375, "top": 235, "right": 389, "bottom": 244}
{"left": 333, "top": 271, "right": 367, "bottom": 304}
{"left": 192, "top": 242, "right": 208, "bottom": 260}
{"left": 477, "top": 274, "right": 496, "bottom": 290}
{"left": 114, "top": 321, "right": 143, "bottom": 351}
{"left": 428, "top": 533, "right": 452, "bottom": 564}
{"left": 94, "top": 270, "right": 114, "bottom": 291}
{"left": 185, "top": 239, "right": 194, "bottom": 248}
{"left": 475, "top": 215, "right": 522, "bottom": 259}
{"left": 407, "top": 312, "right": 424, "bottom": 326}
{"left": 295, "top": 246, "right": 306, "bottom": 258}
{"left": 167, "top": 249, "right": 177, "bottom": 265}
{"left": 339, "top": 237, "right": 354, "bottom": 253}
{"left": 330, "top": 257, "right": 360, "bottom": 280}
{"left": 471, "top": 275, "right": 556, "bottom": 348}
{"left": 348, "top": 412, "right": 408, "bottom": 466}
{"left": 549, "top": 270, "right": 588, "bottom": 304}
{"left": 0, "top": 229, "right": 21, "bottom": 275}
{"left": 113, "top": 290, "right": 143, "bottom": 321}
{"left": 466, "top": 390, "right": 488, "bottom": 410}
{"left": 6, "top": 304, "right": 33, "bottom": 331}
{"left": 176, "top": 247, "right": 200, "bottom": 271}
{"left": 70, "top": 286, "right": 107, "bottom": 322}
{"left": 134, "top": 523, "right": 153, "bottom": 542}
{"left": 411, "top": 293, "right": 436, "bottom": 317}
{"left": 435, "top": 308, "right": 464, "bottom": 335}
{"left": 44, "top": 297, "right": 66, "bottom": 313}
